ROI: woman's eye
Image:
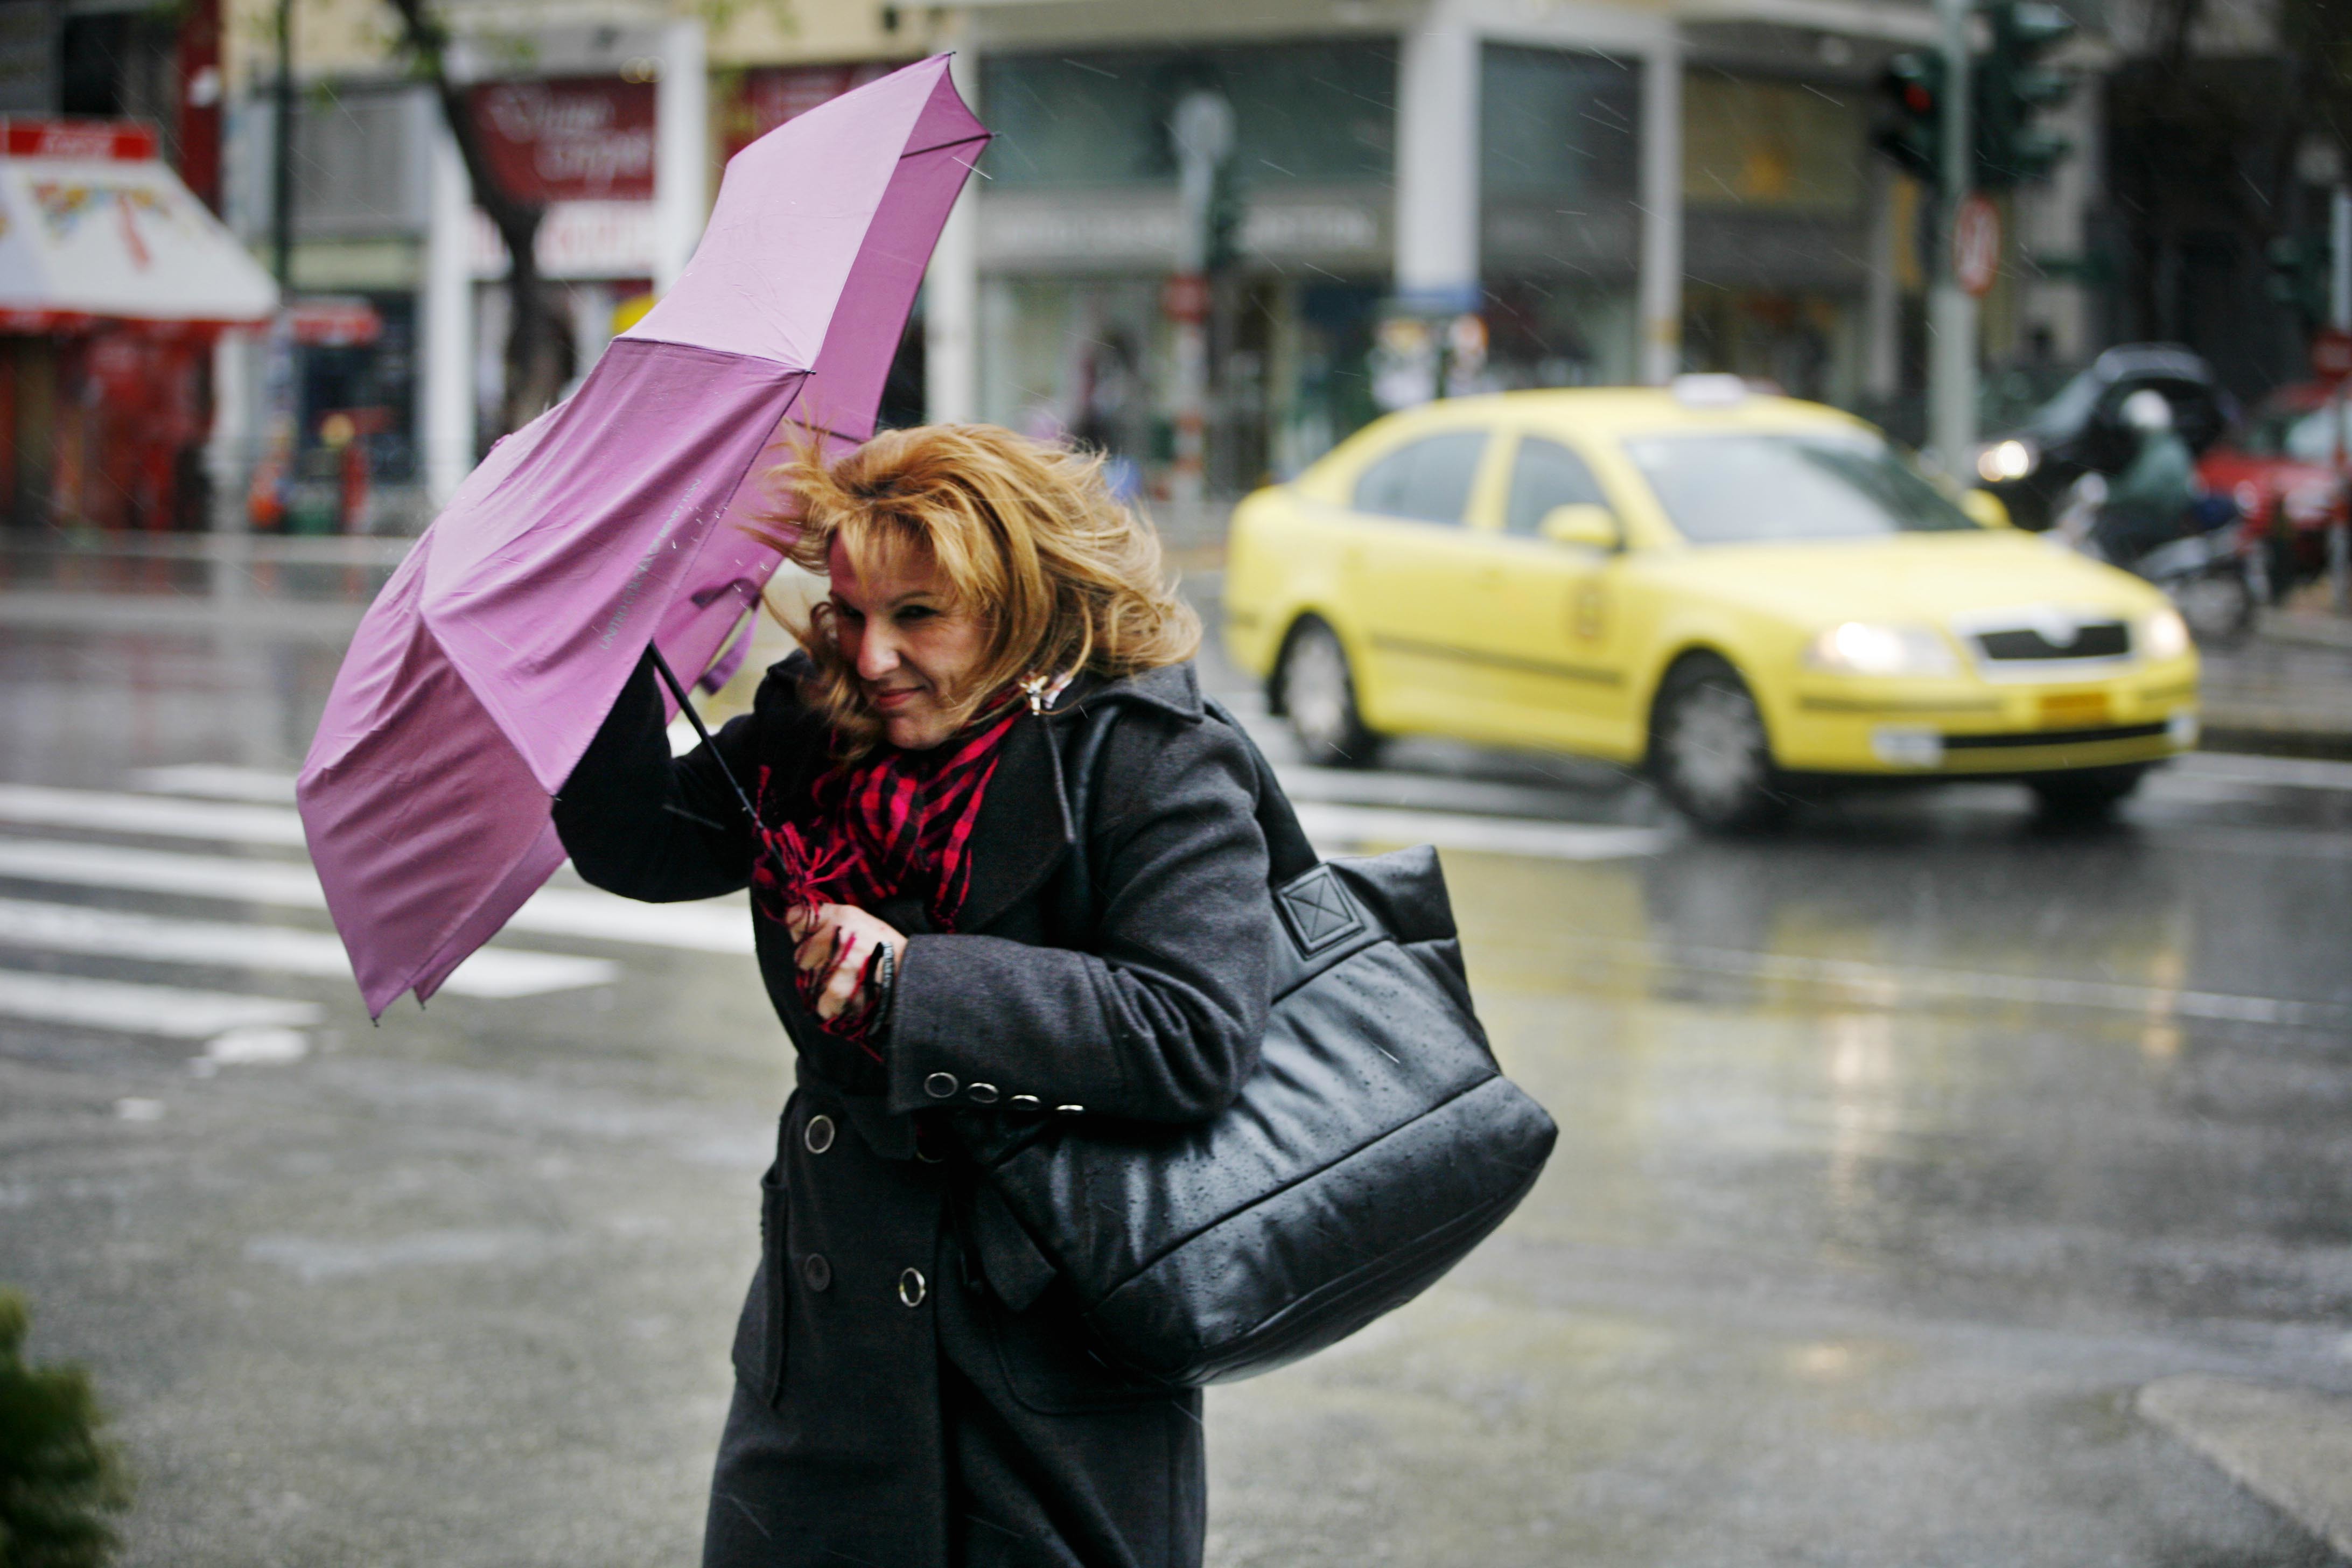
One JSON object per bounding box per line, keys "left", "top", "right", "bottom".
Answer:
{"left": 832, "top": 603, "right": 864, "bottom": 625}
{"left": 897, "top": 605, "right": 936, "bottom": 624}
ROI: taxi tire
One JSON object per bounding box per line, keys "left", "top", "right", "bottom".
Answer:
{"left": 2027, "top": 764, "right": 2147, "bottom": 821}
{"left": 1276, "top": 618, "right": 1381, "bottom": 769}
{"left": 1650, "top": 654, "right": 1787, "bottom": 833}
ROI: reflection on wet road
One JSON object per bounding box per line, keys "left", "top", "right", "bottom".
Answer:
{"left": 2, "top": 617, "right": 2348, "bottom": 1566}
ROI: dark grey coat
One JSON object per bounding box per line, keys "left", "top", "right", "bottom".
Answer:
{"left": 552, "top": 653, "right": 1272, "bottom": 1568}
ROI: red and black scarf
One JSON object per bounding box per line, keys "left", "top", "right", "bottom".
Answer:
{"left": 750, "top": 704, "right": 1025, "bottom": 1050}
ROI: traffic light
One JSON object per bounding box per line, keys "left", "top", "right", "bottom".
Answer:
{"left": 1976, "top": 1, "right": 2077, "bottom": 189}
{"left": 1873, "top": 51, "right": 1947, "bottom": 186}
{"left": 2269, "top": 233, "right": 2333, "bottom": 331}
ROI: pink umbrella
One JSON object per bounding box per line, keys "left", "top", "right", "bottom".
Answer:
{"left": 298, "top": 55, "right": 987, "bottom": 1018}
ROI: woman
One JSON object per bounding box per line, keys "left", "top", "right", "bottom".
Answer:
{"left": 552, "top": 423, "right": 1272, "bottom": 1568}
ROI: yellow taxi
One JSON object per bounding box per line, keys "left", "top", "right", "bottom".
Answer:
{"left": 1222, "top": 379, "right": 2200, "bottom": 829}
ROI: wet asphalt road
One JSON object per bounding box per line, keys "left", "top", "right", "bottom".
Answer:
{"left": 2, "top": 601, "right": 2350, "bottom": 1567}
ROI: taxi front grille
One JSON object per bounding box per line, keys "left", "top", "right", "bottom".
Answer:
{"left": 1973, "top": 621, "right": 2131, "bottom": 661}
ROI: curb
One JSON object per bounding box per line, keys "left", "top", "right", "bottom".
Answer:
{"left": 2258, "top": 610, "right": 2352, "bottom": 653}
{"left": 2138, "top": 1376, "right": 2352, "bottom": 1558}
{"left": 2201, "top": 724, "right": 2352, "bottom": 763}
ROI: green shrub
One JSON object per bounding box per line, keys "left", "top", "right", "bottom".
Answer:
{"left": 0, "top": 1290, "right": 131, "bottom": 1568}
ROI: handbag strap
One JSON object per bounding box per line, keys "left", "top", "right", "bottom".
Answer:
{"left": 1056, "top": 687, "right": 1320, "bottom": 941}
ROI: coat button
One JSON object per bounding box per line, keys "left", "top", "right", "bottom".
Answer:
{"left": 923, "top": 1072, "right": 958, "bottom": 1099}
{"left": 967, "top": 1082, "right": 999, "bottom": 1104}
{"left": 898, "top": 1267, "right": 927, "bottom": 1307}
{"left": 1009, "top": 1094, "right": 1040, "bottom": 1110}
{"left": 1055, "top": 1104, "right": 1085, "bottom": 1116}
{"left": 802, "top": 1254, "right": 832, "bottom": 1292}
{"left": 803, "top": 1114, "right": 835, "bottom": 1154}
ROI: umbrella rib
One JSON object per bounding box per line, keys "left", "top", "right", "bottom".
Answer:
{"left": 901, "top": 131, "right": 991, "bottom": 160}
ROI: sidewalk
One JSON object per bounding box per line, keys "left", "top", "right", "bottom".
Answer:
{"left": 2198, "top": 610, "right": 2352, "bottom": 759}
{"left": 2140, "top": 1376, "right": 2352, "bottom": 1558}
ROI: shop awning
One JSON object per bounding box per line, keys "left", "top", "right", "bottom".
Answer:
{"left": 0, "top": 118, "right": 278, "bottom": 332}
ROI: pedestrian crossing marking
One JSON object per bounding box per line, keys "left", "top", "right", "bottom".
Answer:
{"left": 0, "top": 896, "right": 616, "bottom": 998}
{"left": 127, "top": 765, "right": 297, "bottom": 803}
{"left": 0, "top": 836, "right": 753, "bottom": 953}
{"left": 0, "top": 782, "right": 306, "bottom": 846}
{"left": 0, "top": 970, "right": 321, "bottom": 1038}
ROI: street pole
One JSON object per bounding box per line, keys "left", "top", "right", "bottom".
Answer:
{"left": 1928, "top": 0, "right": 1976, "bottom": 472}
{"left": 271, "top": 0, "right": 293, "bottom": 290}
{"left": 1169, "top": 90, "right": 1231, "bottom": 538}
{"left": 2333, "top": 187, "right": 2351, "bottom": 610}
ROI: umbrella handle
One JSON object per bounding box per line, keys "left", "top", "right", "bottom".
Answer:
{"left": 646, "top": 647, "right": 792, "bottom": 886}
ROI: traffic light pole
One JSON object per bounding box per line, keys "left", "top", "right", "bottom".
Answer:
{"left": 1929, "top": 0, "right": 1977, "bottom": 473}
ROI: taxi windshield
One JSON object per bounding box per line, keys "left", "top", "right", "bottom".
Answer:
{"left": 1623, "top": 431, "right": 1982, "bottom": 544}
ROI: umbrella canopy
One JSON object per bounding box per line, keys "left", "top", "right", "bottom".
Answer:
{"left": 298, "top": 56, "right": 987, "bottom": 1017}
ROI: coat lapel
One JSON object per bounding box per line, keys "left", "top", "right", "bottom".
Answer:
{"left": 954, "top": 703, "right": 1074, "bottom": 933}
{"left": 951, "top": 663, "right": 1204, "bottom": 934}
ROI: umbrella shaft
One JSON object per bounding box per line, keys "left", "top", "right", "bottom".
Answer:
{"left": 645, "top": 648, "right": 792, "bottom": 888}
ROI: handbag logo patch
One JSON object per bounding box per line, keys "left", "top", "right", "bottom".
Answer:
{"left": 1277, "top": 865, "right": 1364, "bottom": 956}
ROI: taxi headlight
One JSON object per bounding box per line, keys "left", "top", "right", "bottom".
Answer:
{"left": 1976, "top": 438, "right": 2038, "bottom": 484}
{"left": 2142, "top": 605, "right": 2192, "bottom": 661}
{"left": 1804, "top": 622, "right": 1958, "bottom": 677}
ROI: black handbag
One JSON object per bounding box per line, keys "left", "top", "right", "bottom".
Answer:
{"left": 956, "top": 695, "right": 1559, "bottom": 1386}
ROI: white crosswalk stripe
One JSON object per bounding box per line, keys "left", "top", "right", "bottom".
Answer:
{"left": 0, "top": 970, "right": 321, "bottom": 1037}
{"left": 0, "top": 769, "right": 747, "bottom": 1046}
{"left": 0, "top": 897, "right": 616, "bottom": 998}
{"left": 0, "top": 782, "right": 309, "bottom": 846}
{"left": 0, "top": 837, "right": 753, "bottom": 953}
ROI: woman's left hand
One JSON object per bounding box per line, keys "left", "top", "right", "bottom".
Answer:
{"left": 786, "top": 902, "right": 906, "bottom": 1022}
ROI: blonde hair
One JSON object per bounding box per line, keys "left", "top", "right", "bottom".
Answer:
{"left": 751, "top": 423, "right": 1200, "bottom": 756}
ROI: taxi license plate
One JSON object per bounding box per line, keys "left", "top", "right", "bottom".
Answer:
{"left": 2039, "top": 691, "right": 2110, "bottom": 726}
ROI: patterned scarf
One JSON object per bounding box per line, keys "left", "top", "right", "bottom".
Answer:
{"left": 750, "top": 702, "right": 1027, "bottom": 1051}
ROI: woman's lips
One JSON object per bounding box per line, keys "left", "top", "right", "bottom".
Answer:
{"left": 871, "top": 685, "right": 920, "bottom": 711}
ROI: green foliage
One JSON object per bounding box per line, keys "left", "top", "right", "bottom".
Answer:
{"left": 0, "top": 1292, "right": 131, "bottom": 1568}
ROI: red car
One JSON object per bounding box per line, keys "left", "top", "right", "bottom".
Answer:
{"left": 2197, "top": 380, "right": 2352, "bottom": 588}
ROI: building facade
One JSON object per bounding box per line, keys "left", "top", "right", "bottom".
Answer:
{"left": 180, "top": 0, "right": 2116, "bottom": 529}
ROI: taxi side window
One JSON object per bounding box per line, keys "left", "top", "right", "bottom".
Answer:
{"left": 1352, "top": 431, "right": 1488, "bottom": 524}
{"left": 1504, "top": 438, "right": 1609, "bottom": 536}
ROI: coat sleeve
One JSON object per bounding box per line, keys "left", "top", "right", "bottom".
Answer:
{"left": 883, "top": 710, "right": 1272, "bottom": 1125}
{"left": 550, "top": 652, "right": 774, "bottom": 903}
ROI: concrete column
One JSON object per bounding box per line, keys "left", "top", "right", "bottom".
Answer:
{"left": 925, "top": 47, "right": 980, "bottom": 424}
{"left": 206, "top": 330, "right": 254, "bottom": 529}
{"left": 421, "top": 115, "right": 473, "bottom": 507}
{"left": 1394, "top": 5, "right": 1480, "bottom": 311}
{"left": 1637, "top": 40, "right": 1683, "bottom": 386}
{"left": 653, "top": 17, "right": 708, "bottom": 294}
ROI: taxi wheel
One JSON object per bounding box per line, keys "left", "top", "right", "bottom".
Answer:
{"left": 1651, "top": 655, "right": 1786, "bottom": 832}
{"left": 2028, "top": 765, "right": 2147, "bottom": 821}
{"left": 1278, "top": 619, "right": 1380, "bottom": 769}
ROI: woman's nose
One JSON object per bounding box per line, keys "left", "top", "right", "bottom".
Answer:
{"left": 855, "top": 626, "right": 899, "bottom": 681}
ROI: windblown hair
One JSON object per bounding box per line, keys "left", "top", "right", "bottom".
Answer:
{"left": 751, "top": 423, "right": 1201, "bottom": 757}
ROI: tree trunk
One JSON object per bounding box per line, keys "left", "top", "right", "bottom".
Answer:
{"left": 382, "top": 0, "right": 565, "bottom": 442}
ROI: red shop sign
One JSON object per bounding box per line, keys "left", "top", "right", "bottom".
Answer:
{"left": 466, "top": 77, "right": 654, "bottom": 202}
{"left": 0, "top": 116, "right": 158, "bottom": 162}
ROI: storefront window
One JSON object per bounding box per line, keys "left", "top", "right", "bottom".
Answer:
{"left": 1479, "top": 46, "right": 1641, "bottom": 390}
{"left": 981, "top": 43, "right": 1394, "bottom": 189}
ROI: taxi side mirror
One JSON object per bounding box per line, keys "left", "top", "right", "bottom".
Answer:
{"left": 1538, "top": 502, "right": 1621, "bottom": 551}
{"left": 1959, "top": 488, "right": 2013, "bottom": 529}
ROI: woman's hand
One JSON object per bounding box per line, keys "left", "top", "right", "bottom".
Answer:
{"left": 786, "top": 902, "right": 906, "bottom": 1022}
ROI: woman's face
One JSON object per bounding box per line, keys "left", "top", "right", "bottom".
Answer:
{"left": 827, "top": 536, "right": 989, "bottom": 751}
